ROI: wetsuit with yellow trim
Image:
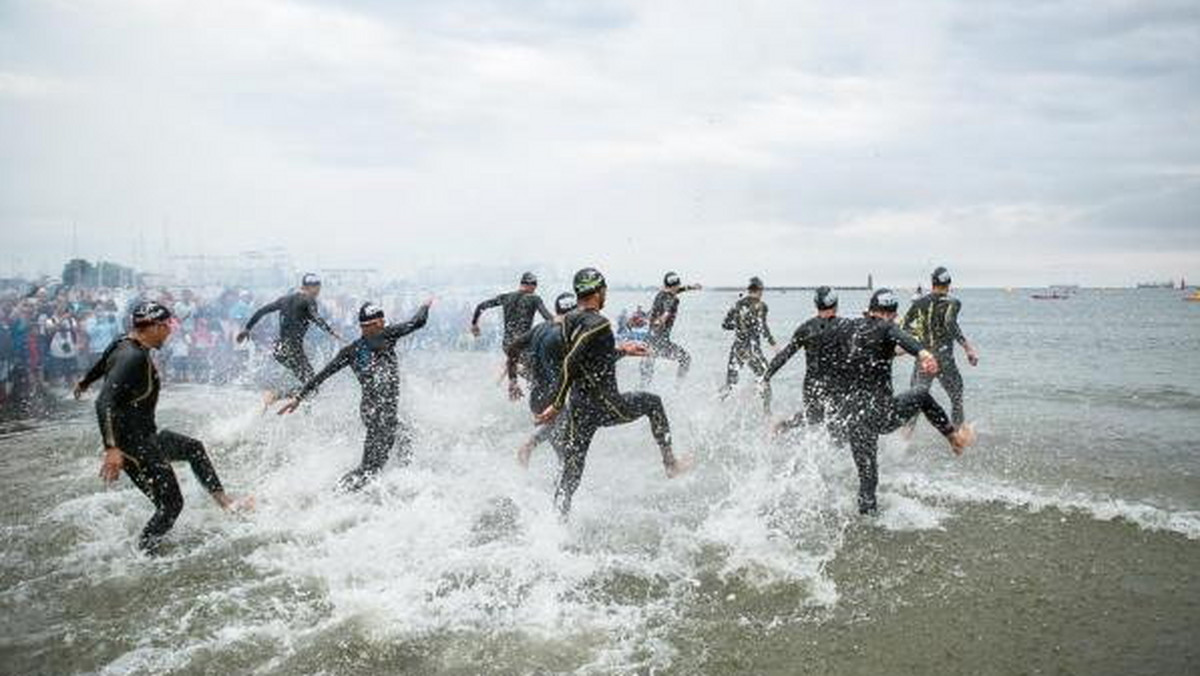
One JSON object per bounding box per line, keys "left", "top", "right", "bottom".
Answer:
{"left": 90, "top": 337, "right": 225, "bottom": 552}
{"left": 243, "top": 291, "right": 338, "bottom": 394}
{"left": 901, "top": 292, "right": 968, "bottom": 425}
{"left": 294, "top": 305, "right": 429, "bottom": 491}
{"left": 551, "top": 308, "right": 673, "bottom": 515}
{"left": 721, "top": 295, "right": 776, "bottom": 411}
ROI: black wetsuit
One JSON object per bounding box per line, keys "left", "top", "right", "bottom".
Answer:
{"left": 244, "top": 292, "right": 337, "bottom": 393}
{"left": 505, "top": 321, "right": 568, "bottom": 449}
{"left": 295, "top": 305, "right": 429, "bottom": 491}
{"left": 902, "top": 292, "right": 969, "bottom": 425}
{"left": 552, "top": 308, "right": 673, "bottom": 515}
{"left": 829, "top": 316, "right": 955, "bottom": 514}
{"left": 640, "top": 290, "right": 691, "bottom": 384}
{"left": 721, "top": 296, "right": 776, "bottom": 411}
{"left": 81, "top": 337, "right": 224, "bottom": 552}
{"left": 764, "top": 315, "right": 850, "bottom": 430}
{"left": 473, "top": 291, "right": 552, "bottom": 347}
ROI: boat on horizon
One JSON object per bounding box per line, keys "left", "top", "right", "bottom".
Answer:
{"left": 1032, "top": 285, "right": 1075, "bottom": 300}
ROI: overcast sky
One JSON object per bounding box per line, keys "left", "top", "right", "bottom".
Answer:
{"left": 2, "top": 0, "right": 1197, "bottom": 287}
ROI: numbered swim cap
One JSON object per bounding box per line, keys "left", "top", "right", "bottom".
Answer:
{"left": 520, "top": 271, "right": 538, "bottom": 286}
{"left": 931, "top": 266, "right": 952, "bottom": 286}
{"left": 358, "top": 302, "right": 385, "bottom": 324}
{"left": 554, "top": 292, "right": 578, "bottom": 315}
{"left": 302, "top": 273, "right": 322, "bottom": 287}
{"left": 868, "top": 288, "right": 899, "bottom": 313}
{"left": 131, "top": 301, "right": 173, "bottom": 326}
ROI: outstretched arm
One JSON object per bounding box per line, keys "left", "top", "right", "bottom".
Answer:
{"left": 243, "top": 296, "right": 285, "bottom": 333}
{"left": 76, "top": 337, "right": 122, "bottom": 396}
{"left": 535, "top": 296, "right": 552, "bottom": 321}
{"left": 285, "top": 346, "right": 353, "bottom": 407}
{"left": 764, "top": 327, "right": 804, "bottom": 382}
{"left": 762, "top": 304, "right": 776, "bottom": 346}
{"left": 383, "top": 302, "right": 431, "bottom": 341}
{"left": 306, "top": 297, "right": 339, "bottom": 339}
{"left": 947, "top": 299, "right": 978, "bottom": 364}
{"left": 472, "top": 295, "right": 503, "bottom": 326}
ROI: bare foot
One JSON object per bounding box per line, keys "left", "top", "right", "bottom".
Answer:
{"left": 260, "top": 391, "right": 279, "bottom": 414}
{"left": 665, "top": 453, "right": 694, "bottom": 478}
{"left": 947, "top": 423, "right": 976, "bottom": 456}
{"left": 214, "top": 492, "right": 256, "bottom": 513}
{"left": 516, "top": 439, "right": 535, "bottom": 468}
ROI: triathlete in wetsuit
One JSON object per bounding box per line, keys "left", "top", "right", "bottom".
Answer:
{"left": 720, "top": 276, "right": 776, "bottom": 412}
{"left": 75, "top": 302, "right": 249, "bottom": 553}
{"left": 237, "top": 273, "right": 340, "bottom": 400}
{"left": 901, "top": 266, "right": 979, "bottom": 426}
{"left": 471, "top": 271, "right": 553, "bottom": 347}
{"left": 536, "top": 268, "right": 691, "bottom": 516}
{"left": 828, "top": 289, "right": 973, "bottom": 514}
{"left": 640, "top": 271, "right": 701, "bottom": 386}
{"left": 504, "top": 292, "right": 577, "bottom": 466}
{"left": 761, "top": 286, "right": 849, "bottom": 432}
{"left": 280, "top": 299, "right": 432, "bottom": 491}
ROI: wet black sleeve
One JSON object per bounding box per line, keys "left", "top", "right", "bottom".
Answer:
{"left": 295, "top": 345, "right": 353, "bottom": 401}
{"left": 383, "top": 304, "right": 430, "bottom": 342}
{"left": 472, "top": 295, "right": 504, "bottom": 325}
{"left": 244, "top": 296, "right": 285, "bottom": 331}
{"left": 505, "top": 327, "right": 535, "bottom": 380}
{"left": 78, "top": 337, "right": 122, "bottom": 389}
{"left": 535, "top": 296, "right": 552, "bottom": 322}
{"left": 650, "top": 293, "right": 668, "bottom": 322}
{"left": 94, "top": 346, "right": 153, "bottom": 447}
{"left": 901, "top": 301, "right": 919, "bottom": 334}
{"left": 762, "top": 303, "right": 776, "bottom": 346}
{"left": 306, "top": 297, "right": 337, "bottom": 336}
{"left": 765, "top": 325, "right": 806, "bottom": 381}
{"left": 947, "top": 298, "right": 967, "bottom": 345}
{"left": 721, "top": 303, "right": 737, "bottom": 331}
{"left": 888, "top": 322, "right": 926, "bottom": 357}
{"left": 551, "top": 319, "right": 610, "bottom": 410}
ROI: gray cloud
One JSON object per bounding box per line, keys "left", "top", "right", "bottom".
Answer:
{"left": 0, "top": 0, "right": 1196, "bottom": 287}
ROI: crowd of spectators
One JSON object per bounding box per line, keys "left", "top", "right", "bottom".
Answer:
{"left": 0, "top": 279, "right": 498, "bottom": 419}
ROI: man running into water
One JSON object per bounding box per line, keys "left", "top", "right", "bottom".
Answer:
{"left": 537, "top": 268, "right": 691, "bottom": 516}
{"left": 279, "top": 299, "right": 432, "bottom": 491}
{"left": 901, "top": 266, "right": 979, "bottom": 426}
{"left": 760, "top": 286, "right": 849, "bottom": 433}
{"left": 237, "top": 273, "right": 340, "bottom": 406}
{"left": 74, "top": 302, "right": 251, "bottom": 553}
{"left": 504, "top": 292, "right": 577, "bottom": 467}
{"left": 828, "top": 289, "right": 974, "bottom": 515}
{"left": 640, "top": 271, "right": 702, "bottom": 386}
{"left": 720, "top": 276, "right": 777, "bottom": 412}
{"left": 471, "top": 271, "right": 552, "bottom": 350}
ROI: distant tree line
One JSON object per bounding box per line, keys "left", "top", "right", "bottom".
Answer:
{"left": 61, "top": 259, "right": 139, "bottom": 288}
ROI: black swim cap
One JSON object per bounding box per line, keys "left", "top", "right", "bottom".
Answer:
{"left": 302, "top": 273, "right": 322, "bottom": 287}
{"left": 663, "top": 271, "right": 681, "bottom": 288}
{"left": 814, "top": 286, "right": 838, "bottom": 309}
{"left": 869, "top": 288, "right": 899, "bottom": 313}
{"left": 748, "top": 276, "right": 764, "bottom": 291}
{"left": 554, "top": 292, "right": 577, "bottom": 315}
{"left": 931, "top": 266, "right": 951, "bottom": 286}
{"left": 573, "top": 268, "right": 607, "bottom": 297}
{"left": 520, "top": 271, "right": 538, "bottom": 286}
{"left": 131, "top": 301, "right": 172, "bottom": 326}
{"left": 358, "top": 302, "right": 385, "bottom": 324}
